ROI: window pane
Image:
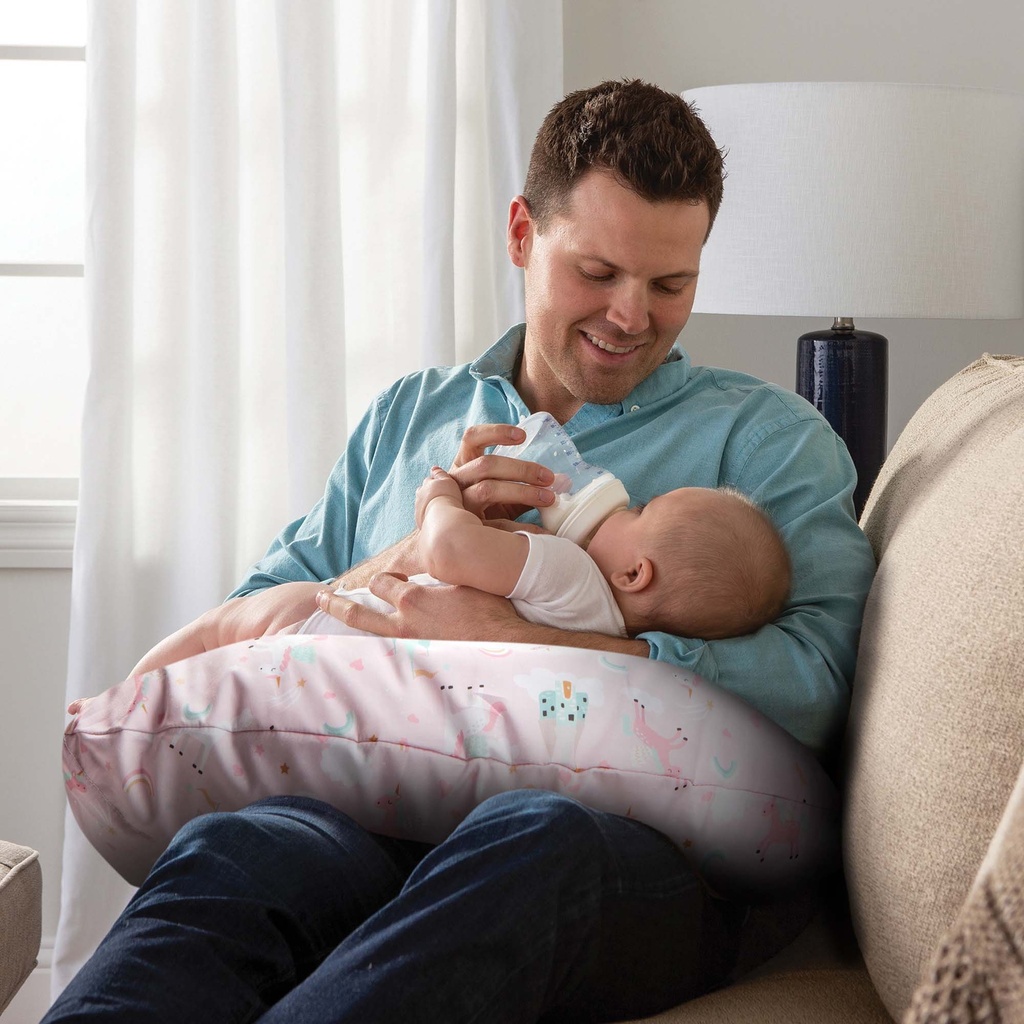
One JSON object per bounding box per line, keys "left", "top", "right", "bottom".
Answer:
{"left": 0, "top": 2, "right": 86, "bottom": 46}
{"left": 0, "top": 277, "right": 85, "bottom": 477}
{"left": 0, "top": 60, "right": 85, "bottom": 262}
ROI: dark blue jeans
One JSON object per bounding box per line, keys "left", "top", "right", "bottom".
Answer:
{"left": 45, "top": 792, "right": 745, "bottom": 1023}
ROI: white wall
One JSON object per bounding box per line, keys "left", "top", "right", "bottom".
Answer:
{"left": 1, "top": 567, "right": 71, "bottom": 1022}
{"left": 563, "top": 0, "right": 1024, "bottom": 447}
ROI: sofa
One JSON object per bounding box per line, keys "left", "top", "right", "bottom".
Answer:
{"left": 0, "top": 841, "right": 42, "bottom": 1016}
{"left": 7, "top": 355, "right": 1022, "bottom": 1021}
{"left": 627, "top": 352, "right": 1024, "bottom": 1022}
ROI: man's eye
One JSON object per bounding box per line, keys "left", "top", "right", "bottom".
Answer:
{"left": 580, "top": 270, "right": 613, "bottom": 283}
{"left": 655, "top": 282, "right": 685, "bottom": 296}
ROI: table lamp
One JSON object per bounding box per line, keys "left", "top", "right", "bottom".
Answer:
{"left": 682, "top": 82, "right": 1024, "bottom": 513}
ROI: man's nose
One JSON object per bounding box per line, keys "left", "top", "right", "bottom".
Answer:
{"left": 606, "top": 281, "right": 650, "bottom": 336}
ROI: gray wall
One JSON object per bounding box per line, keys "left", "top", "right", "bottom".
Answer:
{"left": 563, "top": 0, "right": 1024, "bottom": 447}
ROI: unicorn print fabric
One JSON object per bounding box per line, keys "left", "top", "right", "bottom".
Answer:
{"left": 63, "top": 635, "right": 839, "bottom": 900}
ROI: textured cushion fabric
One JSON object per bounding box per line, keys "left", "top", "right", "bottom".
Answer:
{"left": 903, "top": 753, "right": 1024, "bottom": 1023}
{"left": 844, "top": 354, "right": 1024, "bottom": 1019}
{"left": 627, "top": 889, "right": 893, "bottom": 1022}
{"left": 623, "top": 965, "right": 891, "bottom": 1024}
{"left": 0, "top": 841, "right": 42, "bottom": 1013}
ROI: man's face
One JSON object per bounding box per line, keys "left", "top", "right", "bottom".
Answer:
{"left": 508, "top": 169, "right": 710, "bottom": 423}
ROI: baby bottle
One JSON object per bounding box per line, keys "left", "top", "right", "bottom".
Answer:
{"left": 491, "top": 412, "right": 630, "bottom": 545}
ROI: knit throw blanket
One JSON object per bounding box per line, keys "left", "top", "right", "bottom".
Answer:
{"left": 904, "top": 762, "right": 1024, "bottom": 1023}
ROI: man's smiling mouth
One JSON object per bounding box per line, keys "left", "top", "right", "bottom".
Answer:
{"left": 582, "top": 331, "right": 639, "bottom": 355}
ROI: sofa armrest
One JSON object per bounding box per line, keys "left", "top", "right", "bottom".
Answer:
{"left": 0, "top": 841, "right": 43, "bottom": 1014}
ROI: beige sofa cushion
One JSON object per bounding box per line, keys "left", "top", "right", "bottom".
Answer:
{"left": 844, "top": 354, "right": 1024, "bottom": 1020}
{"left": 624, "top": 896, "right": 892, "bottom": 1023}
{"left": 624, "top": 965, "right": 890, "bottom": 1024}
{"left": 0, "top": 841, "right": 43, "bottom": 1013}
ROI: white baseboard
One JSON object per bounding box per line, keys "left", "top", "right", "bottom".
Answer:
{"left": 3, "top": 938, "right": 53, "bottom": 1023}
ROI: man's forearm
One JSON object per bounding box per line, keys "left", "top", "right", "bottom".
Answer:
{"left": 313, "top": 572, "right": 652, "bottom": 658}
{"left": 129, "top": 618, "right": 214, "bottom": 676}
{"left": 493, "top": 618, "right": 650, "bottom": 659}
{"left": 336, "top": 532, "right": 423, "bottom": 589}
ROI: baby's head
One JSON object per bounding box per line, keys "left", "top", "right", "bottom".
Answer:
{"left": 586, "top": 486, "right": 791, "bottom": 639}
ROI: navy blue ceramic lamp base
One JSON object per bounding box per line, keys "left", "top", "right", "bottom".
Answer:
{"left": 797, "top": 319, "right": 888, "bottom": 517}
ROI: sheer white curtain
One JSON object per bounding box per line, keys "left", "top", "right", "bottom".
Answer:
{"left": 54, "top": 0, "right": 562, "bottom": 995}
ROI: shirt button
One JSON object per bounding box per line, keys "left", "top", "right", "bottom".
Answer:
{"left": 630, "top": 404, "right": 640, "bottom": 412}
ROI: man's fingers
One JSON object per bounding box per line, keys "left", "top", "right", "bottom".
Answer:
{"left": 460, "top": 479, "right": 555, "bottom": 520}
{"left": 367, "top": 570, "right": 410, "bottom": 590}
{"left": 454, "top": 453, "right": 554, "bottom": 487}
{"left": 449, "top": 455, "right": 556, "bottom": 520}
{"left": 319, "top": 575, "right": 523, "bottom": 644}
{"left": 315, "top": 583, "right": 401, "bottom": 637}
{"left": 447, "top": 424, "right": 556, "bottom": 520}
{"left": 452, "top": 423, "right": 527, "bottom": 467}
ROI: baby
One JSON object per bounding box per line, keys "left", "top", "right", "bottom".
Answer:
{"left": 300, "top": 467, "right": 791, "bottom": 642}
{"left": 133, "top": 468, "right": 790, "bottom": 672}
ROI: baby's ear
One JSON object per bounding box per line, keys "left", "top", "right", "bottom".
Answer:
{"left": 611, "top": 557, "right": 654, "bottom": 594}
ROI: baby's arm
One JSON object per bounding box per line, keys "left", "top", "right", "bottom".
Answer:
{"left": 415, "top": 467, "right": 530, "bottom": 597}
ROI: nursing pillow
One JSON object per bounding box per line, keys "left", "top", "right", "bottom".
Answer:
{"left": 63, "top": 634, "right": 839, "bottom": 900}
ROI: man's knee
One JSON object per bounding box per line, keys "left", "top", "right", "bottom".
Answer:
{"left": 166, "top": 795, "right": 326, "bottom": 848}
{"left": 460, "top": 789, "right": 607, "bottom": 856}
{"left": 150, "top": 797, "right": 360, "bottom": 895}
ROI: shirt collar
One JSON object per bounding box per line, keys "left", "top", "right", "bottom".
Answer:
{"left": 625, "top": 344, "right": 691, "bottom": 409}
{"left": 470, "top": 323, "right": 693, "bottom": 415}
{"left": 470, "top": 324, "right": 525, "bottom": 382}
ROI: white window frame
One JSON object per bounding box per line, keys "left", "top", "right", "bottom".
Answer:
{"left": 0, "top": 42, "right": 85, "bottom": 568}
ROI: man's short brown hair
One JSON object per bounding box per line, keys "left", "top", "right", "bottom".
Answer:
{"left": 523, "top": 79, "right": 725, "bottom": 238}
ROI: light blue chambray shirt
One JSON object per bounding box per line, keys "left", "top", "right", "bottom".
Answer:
{"left": 229, "top": 325, "right": 876, "bottom": 754}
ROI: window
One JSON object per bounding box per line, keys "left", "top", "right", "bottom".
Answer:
{"left": 0, "top": 3, "right": 84, "bottom": 564}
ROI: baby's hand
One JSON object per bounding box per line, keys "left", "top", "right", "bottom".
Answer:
{"left": 415, "top": 466, "right": 466, "bottom": 527}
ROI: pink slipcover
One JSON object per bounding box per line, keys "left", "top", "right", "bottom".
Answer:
{"left": 63, "top": 635, "right": 838, "bottom": 898}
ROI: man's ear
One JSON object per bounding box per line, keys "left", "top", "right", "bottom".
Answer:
{"left": 507, "top": 195, "right": 534, "bottom": 268}
{"left": 611, "top": 557, "right": 654, "bottom": 594}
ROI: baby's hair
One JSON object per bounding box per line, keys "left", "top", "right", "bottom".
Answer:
{"left": 641, "top": 487, "right": 791, "bottom": 640}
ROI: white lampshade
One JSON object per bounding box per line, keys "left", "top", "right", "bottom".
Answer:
{"left": 683, "top": 82, "right": 1024, "bottom": 319}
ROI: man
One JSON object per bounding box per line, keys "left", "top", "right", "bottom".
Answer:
{"left": 46, "top": 80, "right": 875, "bottom": 1024}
